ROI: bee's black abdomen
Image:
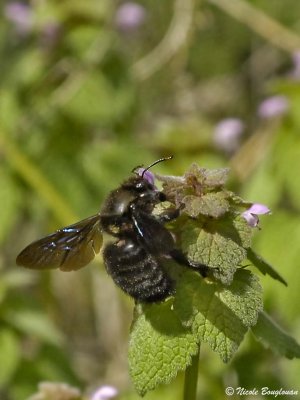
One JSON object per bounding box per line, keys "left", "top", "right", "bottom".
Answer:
{"left": 103, "top": 240, "right": 174, "bottom": 302}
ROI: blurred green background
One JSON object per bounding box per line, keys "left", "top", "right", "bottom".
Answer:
{"left": 1, "top": 0, "right": 300, "bottom": 399}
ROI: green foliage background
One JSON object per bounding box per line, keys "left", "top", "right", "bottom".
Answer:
{"left": 0, "top": 0, "right": 300, "bottom": 399}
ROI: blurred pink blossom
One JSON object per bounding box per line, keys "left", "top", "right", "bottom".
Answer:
{"left": 4, "top": 2, "right": 34, "bottom": 35}
{"left": 115, "top": 2, "right": 146, "bottom": 32}
{"left": 258, "top": 95, "right": 289, "bottom": 119}
{"left": 242, "top": 203, "right": 271, "bottom": 227}
{"left": 213, "top": 118, "right": 245, "bottom": 153}
{"left": 90, "top": 385, "right": 118, "bottom": 400}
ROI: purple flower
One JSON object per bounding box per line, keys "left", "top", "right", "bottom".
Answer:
{"left": 4, "top": 2, "right": 34, "bottom": 35}
{"left": 115, "top": 2, "right": 146, "bottom": 32}
{"left": 242, "top": 203, "right": 271, "bottom": 227}
{"left": 258, "top": 95, "right": 289, "bottom": 119}
{"left": 90, "top": 385, "right": 118, "bottom": 400}
{"left": 213, "top": 118, "right": 245, "bottom": 153}
{"left": 137, "top": 168, "right": 155, "bottom": 186}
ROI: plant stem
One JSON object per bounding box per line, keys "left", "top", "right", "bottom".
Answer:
{"left": 183, "top": 345, "right": 200, "bottom": 400}
{"left": 209, "top": 0, "right": 300, "bottom": 53}
{"left": 132, "top": 0, "right": 195, "bottom": 81}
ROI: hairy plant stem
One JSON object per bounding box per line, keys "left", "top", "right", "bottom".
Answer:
{"left": 183, "top": 345, "right": 200, "bottom": 400}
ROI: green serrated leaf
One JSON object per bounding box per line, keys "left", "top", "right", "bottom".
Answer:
{"left": 174, "top": 269, "right": 263, "bottom": 362}
{"left": 232, "top": 214, "right": 253, "bottom": 247}
{"left": 183, "top": 191, "right": 230, "bottom": 218}
{"left": 128, "top": 301, "right": 198, "bottom": 396}
{"left": 158, "top": 164, "right": 230, "bottom": 209}
{"left": 252, "top": 311, "right": 300, "bottom": 359}
{"left": 227, "top": 191, "right": 252, "bottom": 208}
{"left": 181, "top": 215, "right": 252, "bottom": 285}
{"left": 247, "top": 248, "right": 287, "bottom": 286}
{"left": 184, "top": 164, "right": 230, "bottom": 188}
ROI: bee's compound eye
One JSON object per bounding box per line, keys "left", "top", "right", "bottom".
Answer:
{"left": 135, "top": 182, "right": 145, "bottom": 191}
{"left": 135, "top": 180, "right": 154, "bottom": 193}
{"left": 159, "top": 192, "right": 166, "bottom": 201}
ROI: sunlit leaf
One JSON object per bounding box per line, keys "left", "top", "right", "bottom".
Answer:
{"left": 174, "top": 269, "right": 263, "bottom": 362}
{"left": 180, "top": 215, "right": 252, "bottom": 285}
{"left": 183, "top": 191, "right": 230, "bottom": 218}
{"left": 128, "top": 301, "right": 198, "bottom": 396}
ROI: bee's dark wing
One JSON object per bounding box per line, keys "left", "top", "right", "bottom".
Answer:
{"left": 131, "top": 209, "right": 175, "bottom": 255}
{"left": 16, "top": 214, "right": 103, "bottom": 271}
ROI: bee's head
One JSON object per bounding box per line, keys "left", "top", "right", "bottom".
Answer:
{"left": 128, "top": 156, "right": 173, "bottom": 200}
{"left": 101, "top": 157, "right": 172, "bottom": 216}
{"left": 121, "top": 175, "right": 161, "bottom": 198}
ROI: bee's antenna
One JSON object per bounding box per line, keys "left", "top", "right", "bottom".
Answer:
{"left": 141, "top": 156, "right": 173, "bottom": 178}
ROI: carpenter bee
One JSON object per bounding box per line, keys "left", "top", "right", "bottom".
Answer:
{"left": 16, "top": 157, "right": 211, "bottom": 303}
